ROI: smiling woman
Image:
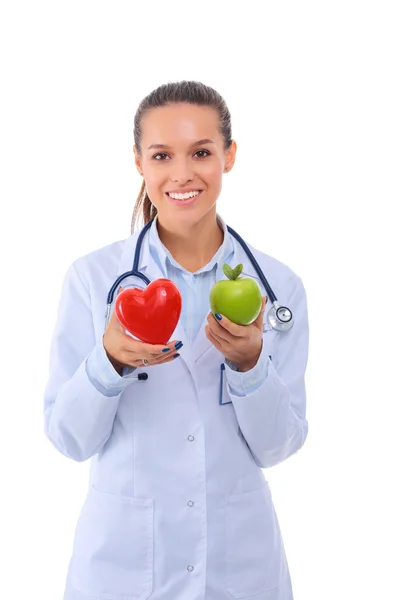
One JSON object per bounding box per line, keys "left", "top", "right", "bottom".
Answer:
{"left": 130, "top": 82, "right": 237, "bottom": 267}
{"left": 44, "top": 79, "right": 309, "bottom": 600}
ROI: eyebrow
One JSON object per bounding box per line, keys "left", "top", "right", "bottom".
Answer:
{"left": 147, "top": 138, "right": 215, "bottom": 151}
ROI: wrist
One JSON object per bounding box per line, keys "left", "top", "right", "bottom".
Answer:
{"left": 104, "top": 348, "right": 125, "bottom": 375}
{"left": 237, "top": 346, "right": 262, "bottom": 372}
{"left": 237, "top": 358, "right": 258, "bottom": 372}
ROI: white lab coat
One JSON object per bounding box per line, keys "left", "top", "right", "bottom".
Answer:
{"left": 44, "top": 226, "right": 309, "bottom": 600}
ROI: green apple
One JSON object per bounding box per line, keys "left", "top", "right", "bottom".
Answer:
{"left": 209, "top": 263, "right": 263, "bottom": 325}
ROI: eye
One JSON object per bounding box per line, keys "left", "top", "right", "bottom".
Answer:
{"left": 194, "top": 149, "right": 211, "bottom": 158}
{"left": 152, "top": 149, "right": 211, "bottom": 161}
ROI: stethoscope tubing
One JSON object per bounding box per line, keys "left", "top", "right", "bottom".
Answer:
{"left": 105, "top": 218, "right": 293, "bottom": 332}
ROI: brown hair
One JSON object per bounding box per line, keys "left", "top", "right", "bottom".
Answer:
{"left": 131, "top": 80, "right": 233, "bottom": 233}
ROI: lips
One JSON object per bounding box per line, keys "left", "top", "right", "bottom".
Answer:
{"left": 166, "top": 190, "right": 202, "bottom": 198}
{"left": 166, "top": 190, "right": 203, "bottom": 205}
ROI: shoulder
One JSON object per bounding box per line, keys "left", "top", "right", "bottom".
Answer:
{"left": 238, "top": 239, "right": 307, "bottom": 307}
{"left": 69, "top": 238, "right": 129, "bottom": 284}
{"left": 252, "top": 242, "right": 295, "bottom": 271}
{"left": 249, "top": 242, "right": 301, "bottom": 279}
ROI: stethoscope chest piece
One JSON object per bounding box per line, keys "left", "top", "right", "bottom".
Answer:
{"left": 267, "top": 301, "right": 294, "bottom": 332}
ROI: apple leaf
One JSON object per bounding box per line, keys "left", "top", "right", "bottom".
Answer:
{"left": 222, "top": 264, "right": 234, "bottom": 279}
{"left": 222, "top": 263, "right": 243, "bottom": 280}
{"left": 233, "top": 264, "right": 243, "bottom": 279}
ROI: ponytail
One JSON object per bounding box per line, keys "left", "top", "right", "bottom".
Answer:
{"left": 131, "top": 180, "right": 158, "bottom": 234}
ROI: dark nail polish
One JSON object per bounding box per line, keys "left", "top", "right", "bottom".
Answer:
{"left": 215, "top": 313, "right": 222, "bottom": 321}
{"left": 162, "top": 348, "right": 171, "bottom": 353}
{"left": 175, "top": 341, "right": 183, "bottom": 350}
{"left": 173, "top": 353, "right": 180, "bottom": 359}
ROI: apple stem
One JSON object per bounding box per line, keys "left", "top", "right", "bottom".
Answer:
{"left": 222, "top": 263, "right": 243, "bottom": 280}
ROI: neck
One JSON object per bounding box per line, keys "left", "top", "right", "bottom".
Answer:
{"left": 156, "top": 212, "right": 224, "bottom": 272}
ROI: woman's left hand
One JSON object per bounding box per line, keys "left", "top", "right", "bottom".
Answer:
{"left": 205, "top": 296, "right": 267, "bottom": 372}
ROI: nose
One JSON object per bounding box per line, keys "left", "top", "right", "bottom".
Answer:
{"left": 170, "top": 157, "right": 195, "bottom": 184}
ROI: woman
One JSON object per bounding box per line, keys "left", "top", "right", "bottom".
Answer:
{"left": 44, "top": 80, "right": 309, "bottom": 600}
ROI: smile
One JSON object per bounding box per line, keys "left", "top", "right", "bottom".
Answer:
{"left": 167, "top": 190, "right": 201, "bottom": 200}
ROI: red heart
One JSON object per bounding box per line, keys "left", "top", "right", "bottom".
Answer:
{"left": 114, "top": 279, "right": 182, "bottom": 345}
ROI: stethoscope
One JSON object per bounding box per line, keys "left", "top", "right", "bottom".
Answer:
{"left": 105, "top": 219, "right": 294, "bottom": 389}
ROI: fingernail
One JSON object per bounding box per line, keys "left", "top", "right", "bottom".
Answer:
{"left": 174, "top": 341, "right": 183, "bottom": 350}
{"left": 162, "top": 348, "right": 171, "bottom": 353}
{"left": 214, "top": 313, "right": 222, "bottom": 321}
{"left": 173, "top": 353, "right": 180, "bottom": 359}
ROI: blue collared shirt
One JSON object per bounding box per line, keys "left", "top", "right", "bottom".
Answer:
{"left": 86, "top": 214, "right": 269, "bottom": 397}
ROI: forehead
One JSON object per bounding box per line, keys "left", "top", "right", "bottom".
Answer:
{"left": 140, "top": 103, "right": 221, "bottom": 146}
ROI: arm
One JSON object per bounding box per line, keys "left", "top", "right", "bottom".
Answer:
{"left": 225, "top": 274, "right": 309, "bottom": 469}
{"left": 43, "top": 262, "right": 131, "bottom": 462}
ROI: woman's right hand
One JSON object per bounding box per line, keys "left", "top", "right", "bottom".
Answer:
{"left": 103, "top": 307, "right": 182, "bottom": 375}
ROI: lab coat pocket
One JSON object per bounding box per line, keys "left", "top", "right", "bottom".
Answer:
{"left": 69, "top": 485, "right": 154, "bottom": 600}
{"left": 225, "top": 482, "right": 284, "bottom": 598}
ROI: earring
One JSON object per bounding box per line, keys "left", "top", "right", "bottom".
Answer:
{"left": 150, "top": 202, "right": 154, "bottom": 218}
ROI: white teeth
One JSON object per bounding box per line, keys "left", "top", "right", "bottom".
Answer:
{"left": 168, "top": 191, "right": 200, "bottom": 200}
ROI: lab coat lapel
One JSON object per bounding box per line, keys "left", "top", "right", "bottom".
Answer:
{"left": 191, "top": 312, "right": 213, "bottom": 363}
{"left": 115, "top": 231, "right": 142, "bottom": 281}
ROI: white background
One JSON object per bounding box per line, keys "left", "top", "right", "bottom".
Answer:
{"left": 0, "top": 1, "right": 399, "bottom": 598}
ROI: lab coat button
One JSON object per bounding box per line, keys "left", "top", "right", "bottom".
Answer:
{"left": 187, "top": 435, "right": 195, "bottom": 441}
{"left": 187, "top": 500, "right": 194, "bottom": 507}
{"left": 187, "top": 565, "right": 194, "bottom": 572}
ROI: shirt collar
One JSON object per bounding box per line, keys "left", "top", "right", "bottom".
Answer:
{"left": 148, "top": 213, "right": 234, "bottom": 277}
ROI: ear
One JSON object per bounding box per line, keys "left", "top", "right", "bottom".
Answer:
{"left": 133, "top": 145, "right": 143, "bottom": 177}
{"left": 224, "top": 140, "right": 237, "bottom": 173}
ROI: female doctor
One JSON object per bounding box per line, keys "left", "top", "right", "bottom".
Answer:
{"left": 44, "top": 80, "right": 309, "bottom": 600}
